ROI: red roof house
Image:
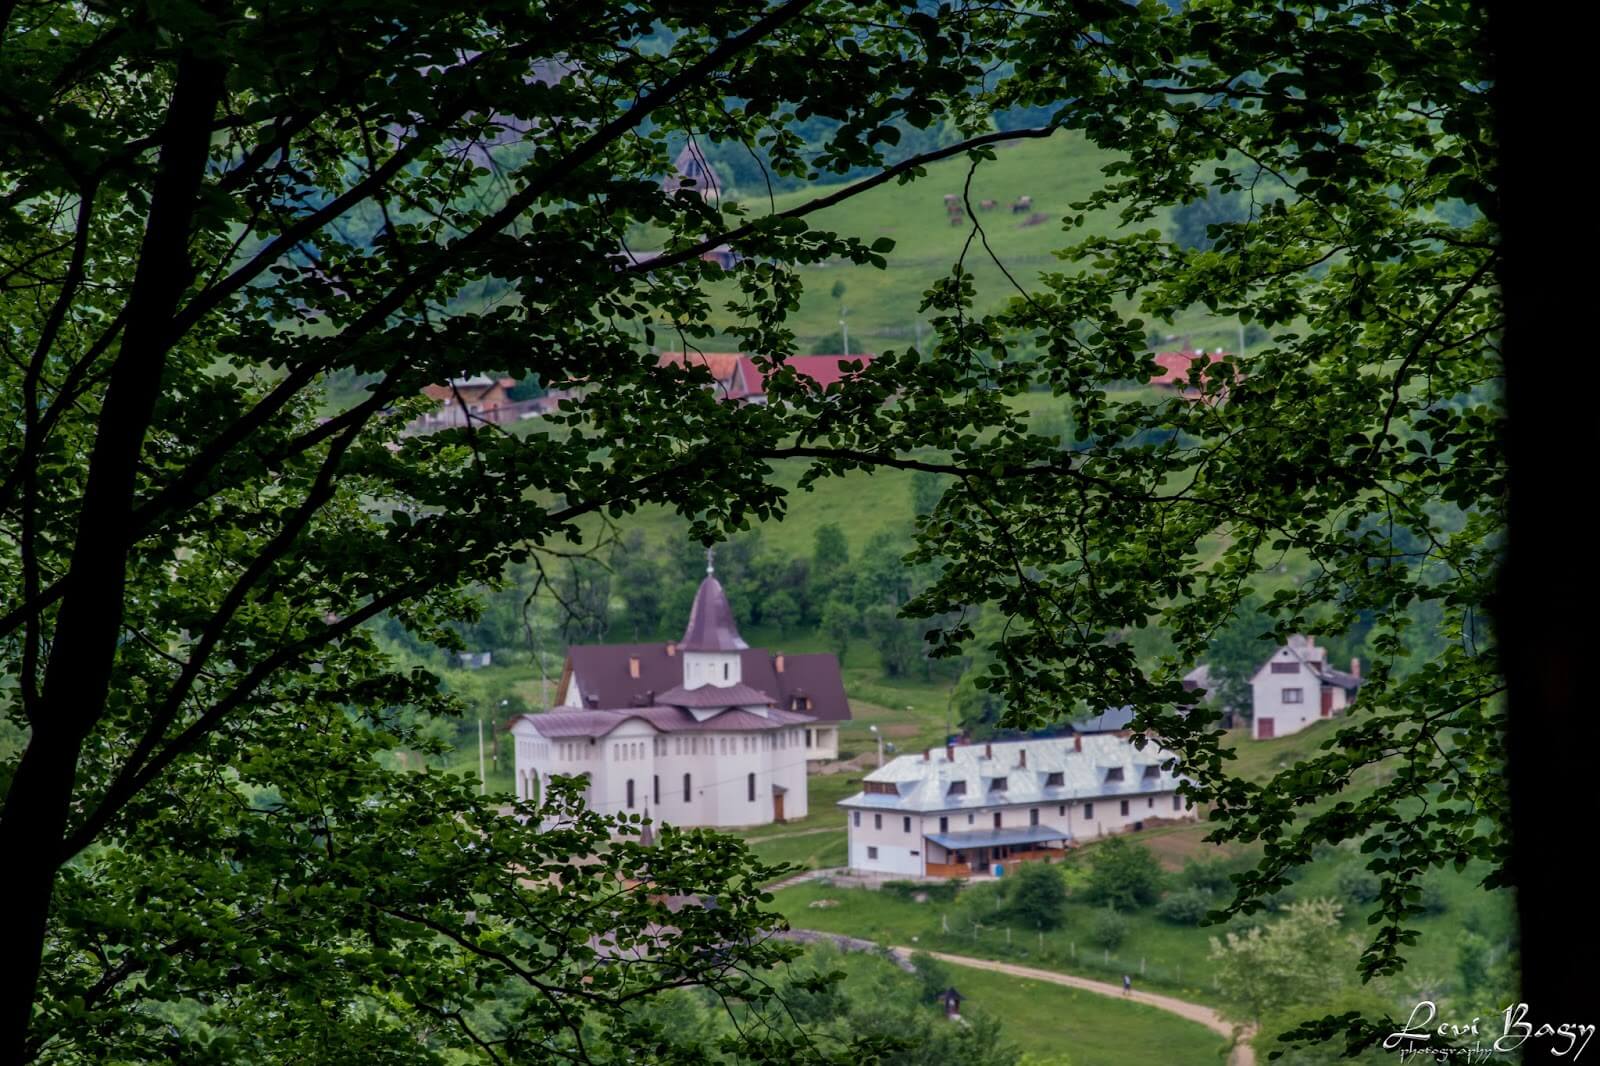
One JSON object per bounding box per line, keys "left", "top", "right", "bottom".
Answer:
{"left": 1149, "top": 348, "right": 1236, "bottom": 399}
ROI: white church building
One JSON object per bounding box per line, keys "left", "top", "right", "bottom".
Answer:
{"left": 510, "top": 559, "right": 833, "bottom": 828}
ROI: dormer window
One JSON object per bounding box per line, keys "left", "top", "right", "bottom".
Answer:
{"left": 1142, "top": 765, "right": 1161, "bottom": 781}
{"left": 1104, "top": 767, "right": 1124, "bottom": 783}
{"left": 989, "top": 776, "right": 1008, "bottom": 793}
{"left": 864, "top": 781, "right": 898, "bottom": 796}
{"left": 1046, "top": 772, "right": 1064, "bottom": 787}
{"left": 946, "top": 780, "right": 967, "bottom": 797}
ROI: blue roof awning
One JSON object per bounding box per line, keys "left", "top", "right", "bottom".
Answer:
{"left": 925, "top": 825, "right": 1070, "bottom": 850}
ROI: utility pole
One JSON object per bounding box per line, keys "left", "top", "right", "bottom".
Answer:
{"left": 495, "top": 699, "right": 509, "bottom": 771}
{"left": 477, "top": 716, "right": 486, "bottom": 794}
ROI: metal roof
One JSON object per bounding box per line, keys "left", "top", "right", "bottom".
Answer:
{"left": 837, "top": 734, "right": 1187, "bottom": 814}
{"left": 1073, "top": 705, "right": 1135, "bottom": 733}
{"left": 654, "top": 682, "right": 774, "bottom": 708}
{"left": 513, "top": 704, "right": 813, "bottom": 739}
{"left": 925, "top": 825, "right": 1071, "bottom": 850}
{"left": 679, "top": 574, "right": 748, "bottom": 652}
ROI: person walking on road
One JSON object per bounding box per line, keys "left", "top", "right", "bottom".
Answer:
{"left": 1122, "top": 974, "right": 1132, "bottom": 996}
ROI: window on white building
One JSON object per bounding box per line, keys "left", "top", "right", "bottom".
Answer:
{"left": 1120, "top": 800, "right": 1129, "bottom": 816}
{"left": 939, "top": 816, "right": 948, "bottom": 833}
{"left": 626, "top": 779, "right": 635, "bottom": 809}
{"left": 748, "top": 773, "right": 756, "bottom": 802}
{"left": 1084, "top": 802, "right": 1094, "bottom": 819}
{"left": 1282, "top": 688, "right": 1304, "bottom": 704}
{"left": 1173, "top": 794, "right": 1182, "bottom": 811}
{"left": 853, "top": 811, "right": 860, "bottom": 827}
{"left": 683, "top": 773, "right": 692, "bottom": 802}
{"left": 867, "top": 847, "right": 878, "bottom": 860}
{"left": 874, "top": 814, "right": 882, "bottom": 830}
{"left": 903, "top": 817, "right": 911, "bottom": 833}
{"left": 1029, "top": 808, "right": 1039, "bottom": 826}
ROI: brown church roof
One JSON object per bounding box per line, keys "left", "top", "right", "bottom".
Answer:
{"left": 516, "top": 704, "right": 814, "bottom": 738}
{"left": 563, "top": 645, "right": 851, "bottom": 722}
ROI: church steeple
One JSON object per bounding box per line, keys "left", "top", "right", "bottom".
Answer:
{"left": 679, "top": 551, "right": 746, "bottom": 689}
{"left": 680, "top": 563, "right": 747, "bottom": 653}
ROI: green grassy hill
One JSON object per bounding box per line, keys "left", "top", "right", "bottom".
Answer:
{"left": 666, "top": 131, "right": 1246, "bottom": 355}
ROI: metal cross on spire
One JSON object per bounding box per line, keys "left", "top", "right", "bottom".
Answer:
{"left": 706, "top": 546, "right": 715, "bottom": 575}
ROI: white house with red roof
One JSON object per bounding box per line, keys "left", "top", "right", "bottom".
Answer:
{"left": 1251, "top": 634, "right": 1362, "bottom": 739}
{"left": 510, "top": 555, "right": 846, "bottom": 828}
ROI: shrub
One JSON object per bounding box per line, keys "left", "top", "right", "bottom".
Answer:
{"left": 1080, "top": 836, "right": 1164, "bottom": 911}
{"left": 1179, "top": 858, "right": 1235, "bottom": 895}
{"left": 1418, "top": 879, "right": 1449, "bottom": 915}
{"left": 1336, "top": 866, "right": 1381, "bottom": 904}
{"left": 881, "top": 881, "right": 921, "bottom": 902}
{"left": 1156, "top": 887, "right": 1216, "bottom": 925}
{"left": 1007, "top": 862, "right": 1068, "bottom": 930}
{"left": 1089, "top": 907, "right": 1128, "bottom": 950}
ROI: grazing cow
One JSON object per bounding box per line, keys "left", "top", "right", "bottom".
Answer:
{"left": 979, "top": 199, "right": 998, "bottom": 211}
{"left": 947, "top": 205, "right": 966, "bottom": 226}
{"left": 1011, "top": 195, "right": 1033, "bottom": 214}
{"left": 943, "top": 193, "right": 959, "bottom": 206}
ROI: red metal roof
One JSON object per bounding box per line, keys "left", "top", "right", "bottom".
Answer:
{"left": 1149, "top": 349, "right": 1238, "bottom": 396}
{"left": 737, "top": 354, "right": 873, "bottom": 399}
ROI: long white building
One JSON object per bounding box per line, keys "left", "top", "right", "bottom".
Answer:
{"left": 839, "top": 734, "right": 1197, "bottom": 878}
{"left": 510, "top": 562, "right": 815, "bottom": 828}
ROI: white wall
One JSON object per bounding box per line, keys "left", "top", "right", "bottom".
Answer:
{"left": 514, "top": 719, "right": 811, "bottom": 830}
{"left": 1251, "top": 645, "right": 1322, "bottom": 739}
{"left": 805, "top": 725, "right": 839, "bottom": 761}
{"left": 843, "top": 790, "right": 1197, "bottom": 876}
{"left": 682, "top": 650, "right": 740, "bottom": 690}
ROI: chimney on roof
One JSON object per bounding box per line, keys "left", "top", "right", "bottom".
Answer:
{"left": 946, "top": 743, "right": 955, "bottom": 762}
{"left": 629, "top": 655, "right": 641, "bottom": 679}
{"left": 775, "top": 653, "right": 785, "bottom": 673}
{"left": 1018, "top": 749, "right": 1027, "bottom": 768}
{"left": 985, "top": 743, "right": 993, "bottom": 759}
{"left": 666, "top": 642, "right": 677, "bottom": 657}
{"left": 1074, "top": 735, "right": 1082, "bottom": 752}
{"left": 1350, "top": 657, "right": 1360, "bottom": 678}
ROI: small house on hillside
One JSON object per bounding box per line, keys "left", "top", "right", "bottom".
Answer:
{"left": 657, "top": 352, "right": 875, "bottom": 404}
{"left": 1149, "top": 348, "right": 1235, "bottom": 399}
{"left": 662, "top": 143, "right": 723, "bottom": 201}
{"left": 1251, "top": 634, "right": 1361, "bottom": 739}
{"left": 417, "top": 376, "right": 520, "bottom": 429}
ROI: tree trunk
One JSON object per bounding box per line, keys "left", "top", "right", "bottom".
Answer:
{"left": 0, "top": 55, "right": 225, "bottom": 1064}
{"left": 1492, "top": 0, "right": 1597, "bottom": 1050}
